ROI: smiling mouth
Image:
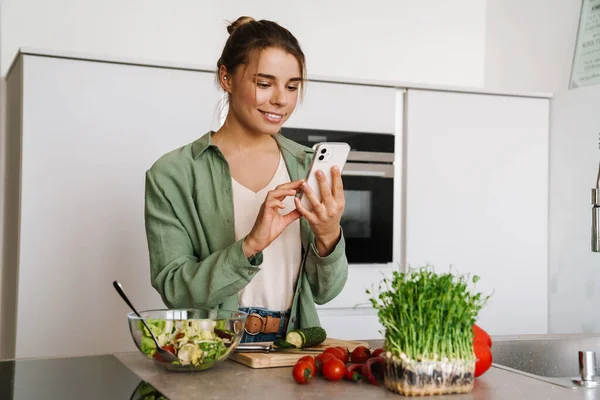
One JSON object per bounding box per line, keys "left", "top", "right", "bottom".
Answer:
{"left": 259, "top": 110, "right": 285, "bottom": 122}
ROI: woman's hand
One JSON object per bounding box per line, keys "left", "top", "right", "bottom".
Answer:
{"left": 294, "top": 166, "right": 345, "bottom": 256}
{"left": 243, "top": 180, "right": 304, "bottom": 258}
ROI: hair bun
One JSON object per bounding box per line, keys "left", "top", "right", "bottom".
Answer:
{"left": 227, "top": 16, "right": 255, "bottom": 35}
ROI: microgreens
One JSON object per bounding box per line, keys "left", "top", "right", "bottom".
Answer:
{"left": 368, "top": 265, "right": 490, "bottom": 361}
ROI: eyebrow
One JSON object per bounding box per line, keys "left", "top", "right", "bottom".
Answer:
{"left": 254, "top": 73, "right": 302, "bottom": 82}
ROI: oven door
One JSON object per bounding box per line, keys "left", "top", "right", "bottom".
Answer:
{"left": 340, "top": 162, "right": 394, "bottom": 264}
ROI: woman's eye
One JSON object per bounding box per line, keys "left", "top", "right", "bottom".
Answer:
{"left": 257, "top": 82, "right": 270, "bottom": 88}
{"left": 287, "top": 86, "right": 299, "bottom": 92}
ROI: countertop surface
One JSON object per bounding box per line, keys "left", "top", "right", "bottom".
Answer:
{"left": 115, "top": 339, "right": 599, "bottom": 400}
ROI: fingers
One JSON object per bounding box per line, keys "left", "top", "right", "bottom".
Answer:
{"left": 315, "top": 169, "right": 335, "bottom": 208}
{"left": 282, "top": 209, "right": 301, "bottom": 225}
{"left": 265, "top": 180, "right": 305, "bottom": 202}
{"left": 266, "top": 188, "right": 298, "bottom": 201}
{"left": 275, "top": 180, "right": 305, "bottom": 191}
{"left": 294, "top": 197, "right": 317, "bottom": 224}
{"left": 330, "top": 166, "right": 344, "bottom": 201}
{"left": 300, "top": 181, "right": 325, "bottom": 216}
{"left": 265, "top": 198, "right": 286, "bottom": 210}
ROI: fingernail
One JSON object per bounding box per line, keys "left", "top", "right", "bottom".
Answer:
{"left": 332, "top": 166, "right": 339, "bottom": 173}
{"left": 317, "top": 170, "right": 324, "bottom": 177}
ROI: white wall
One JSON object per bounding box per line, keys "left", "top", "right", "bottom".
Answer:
{"left": 485, "top": 0, "right": 582, "bottom": 93}
{"left": 548, "top": 85, "right": 600, "bottom": 334}
{"left": 0, "top": 0, "right": 487, "bottom": 87}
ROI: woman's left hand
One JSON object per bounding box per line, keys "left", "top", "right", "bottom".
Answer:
{"left": 294, "top": 166, "right": 345, "bottom": 257}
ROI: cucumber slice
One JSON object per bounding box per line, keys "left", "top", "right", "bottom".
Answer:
{"left": 285, "top": 327, "right": 327, "bottom": 348}
{"left": 273, "top": 339, "right": 296, "bottom": 349}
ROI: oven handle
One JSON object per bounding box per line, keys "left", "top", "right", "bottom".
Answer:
{"left": 342, "top": 163, "right": 394, "bottom": 178}
{"left": 342, "top": 170, "right": 387, "bottom": 177}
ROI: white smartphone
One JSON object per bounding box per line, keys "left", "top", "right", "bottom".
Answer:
{"left": 299, "top": 142, "right": 351, "bottom": 211}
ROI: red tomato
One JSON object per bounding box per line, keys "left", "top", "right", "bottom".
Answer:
{"left": 315, "top": 353, "right": 336, "bottom": 371}
{"left": 336, "top": 346, "right": 350, "bottom": 363}
{"left": 323, "top": 347, "right": 345, "bottom": 362}
{"left": 316, "top": 352, "right": 335, "bottom": 364}
{"left": 321, "top": 358, "right": 345, "bottom": 381}
{"left": 474, "top": 342, "right": 493, "bottom": 377}
{"left": 154, "top": 345, "right": 176, "bottom": 362}
{"left": 297, "top": 356, "right": 316, "bottom": 377}
{"left": 293, "top": 361, "right": 314, "bottom": 384}
{"left": 473, "top": 323, "right": 493, "bottom": 348}
{"left": 372, "top": 348, "right": 384, "bottom": 358}
{"left": 162, "top": 345, "right": 175, "bottom": 354}
{"left": 351, "top": 346, "right": 372, "bottom": 363}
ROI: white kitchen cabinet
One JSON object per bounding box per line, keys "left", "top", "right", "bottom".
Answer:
{"left": 285, "top": 81, "right": 397, "bottom": 134}
{"left": 4, "top": 52, "right": 223, "bottom": 359}
{"left": 404, "top": 89, "right": 550, "bottom": 335}
{"left": 316, "top": 265, "right": 397, "bottom": 340}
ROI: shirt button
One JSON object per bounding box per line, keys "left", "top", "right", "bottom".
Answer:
{"left": 291, "top": 317, "right": 296, "bottom": 324}
{"left": 298, "top": 287, "right": 302, "bottom": 294}
{"left": 248, "top": 269, "right": 254, "bottom": 275}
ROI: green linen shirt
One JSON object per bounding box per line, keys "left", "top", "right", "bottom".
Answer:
{"left": 144, "top": 131, "right": 349, "bottom": 330}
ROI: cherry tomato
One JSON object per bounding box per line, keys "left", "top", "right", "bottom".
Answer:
{"left": 293, "top": 361, "right": 314, "bottom": 384}
{"left": 336, "top": 346, "right": 350, "bottom": 363}
{"left": 154, "top": 345, "right": 176, "bottom": 362}
{"left": 473, "top": 323, "right": 493, "bottom": 348}
{"left": 162, "top": 345, "right": 175, "bottom": 354}
{"left": 372, "top": 348, "right": 384, "bottom": 358}
{"left": 315, "top": 353, "right": 336, "bottom": 372}
{"left": 321, "top": 358, "right": 345, "bottom": 381}
{"left": 474, "top": 342, "right": 493, "bottom": 377}
{"left": 323, "top": 347, "right": 345, "bottom": 362}
{"left": 297, "top": 356, "right": 316, "bottom": 377}
{"left": 351, "top": 346, "right": 372, "bottom": 363}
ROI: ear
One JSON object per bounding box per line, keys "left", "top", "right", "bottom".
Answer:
{"left": 219, "top": 66, "right": 232, "bottom": 93}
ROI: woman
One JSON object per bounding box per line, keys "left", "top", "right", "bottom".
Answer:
{"left": 144, "top": 16, "right": 348, "bottom": 343}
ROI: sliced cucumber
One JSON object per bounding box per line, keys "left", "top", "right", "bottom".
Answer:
{"left": 285, "top": 327, "right": 326, "bottom": 348}
{"left": 273, "top": 339, "right": 296, "bottom": 349}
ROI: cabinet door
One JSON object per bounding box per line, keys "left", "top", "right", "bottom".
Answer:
{"left": 405, "top": 89, "right": 550, "bottom": 335}
{"left": 14, "top": 55, "right": 223, "bottom": 359}
{"left": 316, "top": 265, "right": 396, "bottom": 340}
{"left": 285, "top": 81, "right": 396, "bottom": 133}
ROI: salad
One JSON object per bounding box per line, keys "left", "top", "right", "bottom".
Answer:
{"left": 130, "top": 381, "right": 168, "bottom": 400}
{"left": 138, "top": 319, "right": 231, "bottom": 367}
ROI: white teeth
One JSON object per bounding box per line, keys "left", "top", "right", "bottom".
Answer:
{"left": 264, "top": 112, "right": 282, "bottom": 120}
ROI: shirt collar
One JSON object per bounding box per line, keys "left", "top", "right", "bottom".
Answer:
{"left": 191, "top": 130, "right": 309, "bottom": 162}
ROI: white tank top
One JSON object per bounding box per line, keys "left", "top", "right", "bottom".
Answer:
{"left": 232, "top": 153, "right": 302, "bottom": 311}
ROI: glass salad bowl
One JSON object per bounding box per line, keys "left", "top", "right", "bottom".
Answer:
{"left": 128, "top": 308, "right": 247, "bottom": 372}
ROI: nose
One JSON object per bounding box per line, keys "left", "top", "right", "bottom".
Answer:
{"left": 271, "top": 85, "right": 288, "bottom": 107}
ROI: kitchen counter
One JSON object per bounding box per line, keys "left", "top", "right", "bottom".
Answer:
{"left": 115, "top": 340, "right": 597, "bottom": 400}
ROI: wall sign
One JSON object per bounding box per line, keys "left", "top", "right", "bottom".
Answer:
{"left": 571, "top": 0, "right": 600, "bottom": 88}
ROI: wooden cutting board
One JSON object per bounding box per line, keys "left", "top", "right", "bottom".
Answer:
{"left": 229, "top": 338, "right": 371, "bottom": 369}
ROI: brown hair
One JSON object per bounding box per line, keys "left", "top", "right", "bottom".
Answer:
{"left": 216, "top": 16, "right": 307, "bottom": 97}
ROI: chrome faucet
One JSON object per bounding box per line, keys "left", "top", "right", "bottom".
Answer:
{"left": 592, "top": 161, "right": 600, "bottom": 252}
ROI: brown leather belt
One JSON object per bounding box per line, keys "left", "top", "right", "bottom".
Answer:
{"left": 244, "top": 313, "right": 283, "bottom": 335}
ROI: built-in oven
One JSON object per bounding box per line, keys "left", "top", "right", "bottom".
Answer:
{"left": 281, "top": 127, "right": 395, "bottom": 264}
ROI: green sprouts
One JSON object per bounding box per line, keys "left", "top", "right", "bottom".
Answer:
{"left": 368, "top": 266, "right": 490, "bottom": 361}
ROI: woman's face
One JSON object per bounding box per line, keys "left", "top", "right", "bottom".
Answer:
{"left": 226, "top": 47, "right": 302, "bottom": 136}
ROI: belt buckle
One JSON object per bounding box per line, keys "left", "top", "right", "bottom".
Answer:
{"left": 245, "top": 313, "right": 265, "bottom": 336}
